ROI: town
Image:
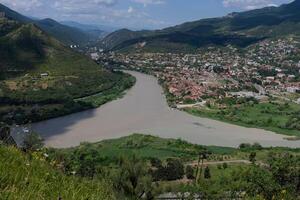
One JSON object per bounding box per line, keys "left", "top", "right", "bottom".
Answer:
{"left": 91, "top": 37, "right": 300, "bottom": 107}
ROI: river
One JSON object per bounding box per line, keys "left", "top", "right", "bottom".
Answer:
{"left": 33, "top": 71, "right": 300, "bottom": 148}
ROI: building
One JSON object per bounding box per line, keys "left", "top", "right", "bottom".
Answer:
{"left": 40, "top": 73, "right": 49, "bottom": 77}
{"left": 90, "top": 53, "right": 99, "bottom": 60}
{"left": 287, "top": 86, "right": 300, "bottom": 93}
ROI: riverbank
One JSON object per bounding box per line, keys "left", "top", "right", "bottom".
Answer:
{"left": 184, "top": 104, "right": 300, "bottom": 139}
{"left": 158, "top": 75, "right": 300, "bottom": 138}
{"left": 0, "top": 71, "right": 135, "bottom": 125}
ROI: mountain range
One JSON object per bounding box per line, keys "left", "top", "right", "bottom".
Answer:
{"left": 0, "top": 3, "right": 103, "bottom": 45}
{"left": 100, "top": 0, "right": 300, "bottom": 52}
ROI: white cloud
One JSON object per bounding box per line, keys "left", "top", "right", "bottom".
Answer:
{"left": 1, "top": 0, "right": 43, "bottom": 11}
{"left": 131, "top": 0, "right": 165, "bottom": 7}
{"left": 223, "top": 0, "right": 279, "bottom": 10}
{"left": 127, "top": 6, "right": 134, "bottom": 13}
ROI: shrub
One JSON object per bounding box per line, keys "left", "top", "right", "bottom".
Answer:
{"left": 23, "top": 131, "right": 43, "bottom": 152}
{"left": 186, "top": 165, "right": 195, "bottom": 180}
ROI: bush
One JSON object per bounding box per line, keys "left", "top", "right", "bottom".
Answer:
{"left": 186, "top": 165, "right": 195, "bottom": 180}
{"left": 152, "top": 159, "right": 185, "bottom": 181}
{"left": 150, "top": 157, "right": 162, "bottom": 168}
{"left": 204, "top": 166, "right": 211, "bottom": 179}
{"left": 23, "top": 132, "right": 43, "bottom": 152}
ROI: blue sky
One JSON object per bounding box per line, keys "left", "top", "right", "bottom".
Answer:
{"left": 0, "top": 0, "right": 293, "bottom": 29}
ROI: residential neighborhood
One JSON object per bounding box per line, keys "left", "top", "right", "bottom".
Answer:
{"left": 93, "top": 37, "right": 300, "bottom": 105}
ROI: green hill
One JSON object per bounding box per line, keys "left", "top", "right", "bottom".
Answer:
{"left": 35, "top": 18, "right": 94, "bottom": 45}
{"left": 0, "top": 145, "right": 115, "bottom": 199}
{"left": 101, "top": 0, "right": 300, "bottom": 52}
{"left": 0, "top": 3, "right": 100, "bottom": 45}
{"left": 0, "top": 18, "right": 135, "bottom": 124}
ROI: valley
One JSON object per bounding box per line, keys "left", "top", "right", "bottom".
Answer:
{"left": 33, "top": 71, "right": 300, "bottom": 148}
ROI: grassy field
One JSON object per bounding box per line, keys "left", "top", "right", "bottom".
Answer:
{"left": 0, "top": 145, "right": 115, "bottom": 200}
{"left": 54, "top": 134, "right": 300, "bottom": 163}
{"left": 185, "top": 100, "right": 300, "bottom": 137}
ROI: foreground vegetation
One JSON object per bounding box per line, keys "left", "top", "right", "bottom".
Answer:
{"left": 0, "top": 145, "right": 114, "bottom": 200}
{"left": 46, "top": 134, "right": 300, "bottom": 199}
{"left": 1, "top": 132, "right": 299, "bottom": 199}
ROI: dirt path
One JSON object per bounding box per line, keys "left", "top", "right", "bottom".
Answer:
{"left": 187, "top": 159, "right": 269, "bottom": 167}
{"left": 187, "top": 160, "right": 252, "bottom": 167}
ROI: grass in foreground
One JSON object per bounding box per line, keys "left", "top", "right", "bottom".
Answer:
{"left": 0, "top": 145, "right": 115, "bottom": 200}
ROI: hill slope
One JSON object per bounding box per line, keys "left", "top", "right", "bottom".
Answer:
{"left": 0, "top": 17, "right": 135, "bottom": 124}
{"left": 35, "top": 18, "right": 94, "bottom": 45}
{"left": 0, "top": 145, "right": 114, "bottom": 199}
{"left": 0, "top": 3, "right": 98, "bottom": 45}
{"left": 101, "top": 0, "right": 300, "bottom": 52}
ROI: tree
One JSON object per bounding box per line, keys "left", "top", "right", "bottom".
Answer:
{"left": 243, "top": 166, "right": 280, "bottom": 200}
{"left": 249, "top": 152, "right": 257, "bottom": 164}
{"left": 75, "top": 146, "right": 99, "bottom": 177}
{"left": 186, "top": 165, "right": 195, "bottom": 180}
{"left": 267, "top": 153, "right": 300, "bottom": 195}
{"left": 165, "top": 159, "right": 184, "bottom": 180}
{"left": 239, "top": 143, "right": 251, "bottom": 149}
{"left": 195, "top": 149, "right": 211, "bottom": 183}
{"left": 150, "top": 157, "right": 162, "bottom": 168}
{"left": 23, "top": 131, "right": 43, "bottom": 152}
{"left": 204, "top": 167, "right": 211, "bottom": 179}
{"left": 152, "top": 159, "right": 185, "bottom": 181}
{"left": 112, "top": 155, "right": 153, "bottom": 199}
{"left": 0, "top": 123, "right": 16, "bottom": 145}
{"left": 252, "top": 143, "right": 263, "bottom": 150}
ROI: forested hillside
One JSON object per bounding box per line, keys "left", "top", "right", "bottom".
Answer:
{"left": 0, "top": 16, "right": 135, "bottom": 124}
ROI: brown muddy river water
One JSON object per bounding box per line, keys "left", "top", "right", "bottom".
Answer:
{"left": 33, "top": 71, "right": 300, "bottom": 148}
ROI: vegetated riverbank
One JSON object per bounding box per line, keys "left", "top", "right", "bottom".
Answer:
{"left": 0, "top": 70, "right": 135, "bottom": 125}
{"left": 17, "top": 134, "right": 300, "bottom": 199}
{"left": 184, "top": 100, "right": 300, "bottom": 138}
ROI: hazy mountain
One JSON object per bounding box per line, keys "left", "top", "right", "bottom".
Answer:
{"left": 101, "top": 0, "right": 300, "bottom": 52}
{"left": 60, "top": 21, "right": 109, "bottom": 40}
{"left": 0, "top": 3, "right": 95, "bottom": 45}
{"left": 61, "top": 21, "right": 117, "bottom": 33}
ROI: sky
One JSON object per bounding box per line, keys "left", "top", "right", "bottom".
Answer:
{"left": 0, "top": 0, "right": 294, "bottom": 30}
